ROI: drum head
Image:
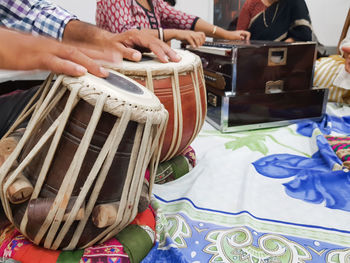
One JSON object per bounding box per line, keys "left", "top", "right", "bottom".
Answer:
{"left": 62, "top": 70, "right": 163, "bottom": 113}
{"left": 110, "top": 49, "right": 201, "bottom": 76}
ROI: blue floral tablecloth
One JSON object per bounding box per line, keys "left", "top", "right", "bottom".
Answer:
{"left": 144, "top": 103, "right": 350, "bottom": 263}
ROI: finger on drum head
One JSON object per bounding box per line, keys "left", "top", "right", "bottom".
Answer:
{"left": 45, "top": 56, "right": 87, "bottom": 77}
{"left": 156, "top": 44, "right": 181, "bottom": 63}
{"left": 121, "top": 47, "right": 142, "bottom": 62}
{"left": 58, "top": 46, "right": 108, "bottom": 78}
{"left": 77, "top": 45, "right": 121, "bottom": 64}
{"left": 150, "top": 45, "right": 169, "bottom": 63}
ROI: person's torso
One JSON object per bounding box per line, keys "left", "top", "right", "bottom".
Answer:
{"left": 96, "top": 0, "right": 162, "bottom": 33}
{"left": 131, "top": 0, "right": 162, "bottom": 29}
{"left": 249, "top": 0, "right": 294, "bottom": 41}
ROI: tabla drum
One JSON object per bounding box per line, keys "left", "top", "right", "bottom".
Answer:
{"left": 0, "top": 71, "right": 168, "bottom": 250}
{"left": 111, "top": 49, "right": 207, "bottom": 162}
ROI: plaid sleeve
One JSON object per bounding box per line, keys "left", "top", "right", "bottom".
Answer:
{"left": 0, "top": 0, "right": 77, "bottom": 40}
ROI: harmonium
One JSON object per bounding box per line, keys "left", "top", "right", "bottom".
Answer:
{"left": 184, "top": 40, "right": 328, "bottom": 132}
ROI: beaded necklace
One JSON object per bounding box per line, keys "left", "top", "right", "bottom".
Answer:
{"left": 263, "top": 2, "right": 279, "bottom": 28}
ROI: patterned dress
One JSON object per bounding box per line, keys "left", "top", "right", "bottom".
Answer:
{"left": 96, "top": 0, "right": 199, "bottom": 33}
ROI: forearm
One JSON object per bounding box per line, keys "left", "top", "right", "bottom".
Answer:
{"left": 140, "top": 29, "right": 159, "bottom": 39}
{"left": 63, "top": 21, "right": 161, "bottom": 49}
{"left": 141, "top": 28, "right": 173, "bottom": 42}
{"left": 163, "top": 29, "right": 182, "bottom": 42}
{"left": 63, "top": 20, "right": 112, "bottom": 46}
{"left": 193, "top": 18, "right": 227, "bottom": 38}
{"left": 63, "top": 22, "right": 181, "bottom": 63}
{"left": 139, "top": 28, "right": 179, "bottom": 44}
{"left": 95, "top": 26, "right": 179, "bottom": 44}
{"left": 0, "top": 27, "right": 109, "bottom": 77}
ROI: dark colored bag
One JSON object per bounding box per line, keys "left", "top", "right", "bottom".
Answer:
{"left": 0, "top": 85, "right": 38, "bottom": 139}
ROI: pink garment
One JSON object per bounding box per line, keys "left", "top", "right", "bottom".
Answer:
{"left": 96, "top": 0, "right": 198, "bottom": 33}
{"left": 0, "top": 226, "right": 130, "bottom": 263}
{"left": 81, "top": 238, "right": 129, "bottom": 263}
{"left": 236, "top": 0, "right": 266, "bottom": 30}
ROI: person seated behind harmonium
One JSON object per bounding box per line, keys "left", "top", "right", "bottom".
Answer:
{"left": 313, "top": 31, "right": 350, "bottom": 104}
{"left": 96, "top": 0, "right": 251, "bottom": 48}
{"left": 342, "top": 33, "right": 350, "bottom": 74}
{"left": 236, "top": 0, "right": 312, "bottom": 42}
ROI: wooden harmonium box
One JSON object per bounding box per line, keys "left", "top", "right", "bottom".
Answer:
{"left": 185, "top": 40, "right": 328, "bottom": 132}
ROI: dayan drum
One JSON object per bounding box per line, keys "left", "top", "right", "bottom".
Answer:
{"left": 111, "top": 49, "right": 207, "bottom": 162}
{"left": 0, "top": 71, "right": 168, "bottom": 250}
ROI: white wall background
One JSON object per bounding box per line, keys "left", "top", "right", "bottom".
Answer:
{"left": 52, "top": 0, "right": 349, "bottom": 47}
{"left": 51, "top": 0, "right": 96, "bottom": 24}
{"left": 305, "top": 0, "right": 349, "bottom": 47}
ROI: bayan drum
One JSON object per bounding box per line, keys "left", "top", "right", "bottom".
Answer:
{"left": 0, "top": 71, "right": 168, "bottom": 250}
{"left": 111, "top": 49, "right": 207, "bottom": 162}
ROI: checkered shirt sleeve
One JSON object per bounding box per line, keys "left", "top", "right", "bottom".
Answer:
{"left": 0, "top": 0, "right": 77, "bottom": 40}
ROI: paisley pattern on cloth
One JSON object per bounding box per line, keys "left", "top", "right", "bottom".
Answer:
{"left": 142, "top": 103, "right": 350, "bottom": 263}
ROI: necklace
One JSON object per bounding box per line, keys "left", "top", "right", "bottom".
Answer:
{"left": 263, "top": 2, "right": 279, "bottom": 28}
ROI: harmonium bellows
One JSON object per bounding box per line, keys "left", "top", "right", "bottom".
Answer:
{"left": 184, "top": 40, "right": 328, "bottom": 132}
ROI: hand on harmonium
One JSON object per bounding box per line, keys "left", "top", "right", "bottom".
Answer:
{"left": 0, "top": 27, "right": 118, "bottom": 77}
{"left": 224, "top": 30, "right": 251, "bottom": 41}
{"left": 343, "top": 46, "right": 350, "bottom": 74}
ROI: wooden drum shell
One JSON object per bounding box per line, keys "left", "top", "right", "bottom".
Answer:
{"left": 113, "top": 50, "right": 207, "bottom": 162}
{"left": 20, "top": 91, "right": 136, "bottom": 203}
{"left": 0, "top": 72, "right": 168, "bottom": 250}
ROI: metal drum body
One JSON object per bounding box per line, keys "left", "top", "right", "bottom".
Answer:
{"left": 112, "top": 50, "right": 207, "bottom": 161}
{"left": 0, "top": 71, "right": 168, "bottom": 250}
